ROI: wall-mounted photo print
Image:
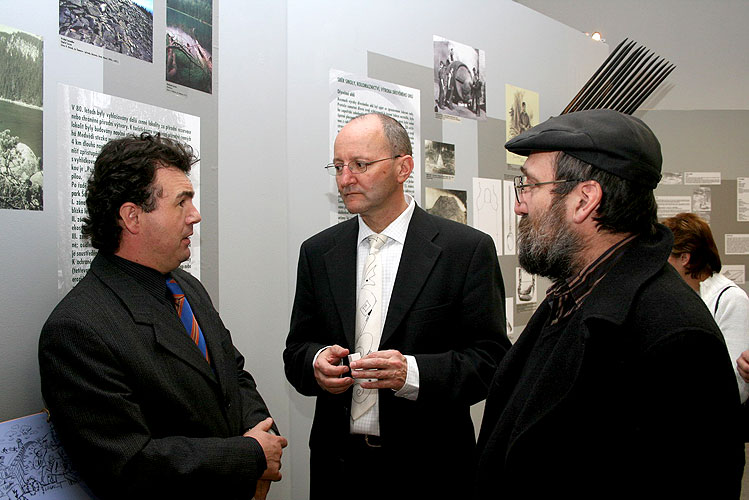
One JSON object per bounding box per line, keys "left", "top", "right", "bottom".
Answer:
{"left": 433, "top": 36, "right": 485, "bottom": 120}
{"left": 425, "top": 187, "right": 467, "bottom": 225}
{"left": 472, "top": 177, "right": 502, "bottom": 255}
{"left": 167, "top": 0, "right": 213, "bottom": 94}
{"left": 516, "top": 267, "right": 537, "bottom": 306}
{"left": 692, "top": 186, "right": 711, "bottom": 212}
{"left": 660, "top": 171, "right": 683, "bottom": 185}
{"left": 0, "top": 24, "right": 43, "bottom": 211}
{"left": 424, "top": 140, "right": 455, "bottom": 180}
{"left": 506, "top": 84, "right": 539, "bottom": 166}
{"left": 59, "top": 0, "right": 153, "bottom": 63}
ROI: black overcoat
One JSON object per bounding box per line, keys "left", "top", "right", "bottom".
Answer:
{"left": 474, "top": 225, "right": 745, "bottom": 499}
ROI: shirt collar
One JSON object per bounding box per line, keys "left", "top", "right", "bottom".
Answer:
{"left": 106, "top": 253, "right": 172, "bottom": 304}
{"left": 546, "top": 233, "right": 638, "bottom": 325}
{"left": 357, "top": 194, "right": 415, "bottom": 246}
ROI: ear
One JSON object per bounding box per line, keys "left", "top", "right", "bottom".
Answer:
{"left": 571, "top": 180, "right": 603, "bottom": 225}
{"left": 396, "top": 155, "right": 415, "bottom": 184}
{"left": 679, "top": 252, "right": 691, "bottom": 266}
{"left": 118, "top": 202, "right": 142, "bottom": 235}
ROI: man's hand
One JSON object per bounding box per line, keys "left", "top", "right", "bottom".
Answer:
{"left": 737, "top": 350, "right": 749, "bottom": 383}
{"left": 350, "top": 349, "right": 407, "bottom": 391}
{"left": 244, "top": 417, "right": 288, "bottom": 481}
{"left": 253, "top": 479, "right": 271, "bottom": 500}
{"left": 314, "top": 345, "right": 354, "bottom": 394}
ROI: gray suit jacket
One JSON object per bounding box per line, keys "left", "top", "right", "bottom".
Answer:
{"left": 39, "top": 253, "right": 273, "bottom": 499}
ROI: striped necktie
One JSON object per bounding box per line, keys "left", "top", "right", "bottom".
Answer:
{"left": 166, "top": 278, "right": 210, "bottom": 363}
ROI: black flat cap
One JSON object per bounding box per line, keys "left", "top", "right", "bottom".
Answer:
{"left": 505, "top": 109, "right": 662, "bottom": 189}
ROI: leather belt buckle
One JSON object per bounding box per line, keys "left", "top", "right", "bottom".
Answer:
{"left": 364, "top": 434, "right": 382, "bottom": 448}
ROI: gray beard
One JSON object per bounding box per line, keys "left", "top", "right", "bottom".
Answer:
{"left": 517, "top": 195, "right": 584, "bottom": 281}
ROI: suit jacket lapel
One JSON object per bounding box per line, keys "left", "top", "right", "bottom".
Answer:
{"left": 91, "top": 255, "right": 217, "bottom": 383}
{"left": 381, "top": 207, "right": 441, "bottom": 346}
{"left": 323, "top": 218, "right": 359, "bottom": 349}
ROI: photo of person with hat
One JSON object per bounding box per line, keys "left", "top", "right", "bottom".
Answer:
{"left": 473, "top": 109, "right": 745, "bottom": 499}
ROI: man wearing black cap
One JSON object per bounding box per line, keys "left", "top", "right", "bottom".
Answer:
{"left": 474, "top": 109, "right": 744, "bottom": 498}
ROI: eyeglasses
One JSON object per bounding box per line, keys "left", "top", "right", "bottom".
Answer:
{"left": 325, "top": 155, "right": 402, "bottom": 176}
{"left": 513, "top": 175, "right": 583, "bottom": 203}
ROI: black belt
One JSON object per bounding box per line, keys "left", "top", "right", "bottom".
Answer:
{"left": 349, "top": 433, "right": 382, "bottom": 448}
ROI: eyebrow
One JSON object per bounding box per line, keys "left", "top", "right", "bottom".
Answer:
{"left": 176, "top": 190, "right": 195, "bottom": 200}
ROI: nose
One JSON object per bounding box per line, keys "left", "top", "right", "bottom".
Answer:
{"left": 188, "top": 202, "right": 202, "bottom": 224}
{"left": 514, "top": 198, "right": 527, "bottom": 216}
{"left": 337, "top": 166, "right": 357, "bottom": 187}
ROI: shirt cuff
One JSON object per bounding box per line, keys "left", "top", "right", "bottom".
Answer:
{"left": 394, "top": 354, "right": 419, "bottom": 400}
{"left": 312, "top": 345, "right": 332, "bottom": 368}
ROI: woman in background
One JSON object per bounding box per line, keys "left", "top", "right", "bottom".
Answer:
{"left": 664, "top": 212, "right": 749, "bottom": 402}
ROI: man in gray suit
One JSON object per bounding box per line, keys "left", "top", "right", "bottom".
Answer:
{"left": 39, "top": 133, "right": 286, "bottom": 499}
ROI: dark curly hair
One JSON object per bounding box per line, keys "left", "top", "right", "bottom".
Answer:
{"left": 82, "top": 132, "right": 199, "bottom": 253}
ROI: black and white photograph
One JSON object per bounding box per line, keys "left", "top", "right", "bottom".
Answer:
{"left": 692, "top": 186, "right": 711, "bottom": 212}
{"left": 0, "top": 24, "right": 43, "bottom": 211}
{"left": 167, "top": 0, "right": 213, "bottom": 94}
{"left": 506, "top": 83, "right": 539, "bottom": 166}
{"left": 516, "top": 266, "right": 537, "bottom": 306}
{"left": 424, "top": 139, "right": 455, "bottom": 180}
{"left": 660, "top": 171, "right": 683, "bottom": 185}
{"left": 59, "top": 0, "right": 153, "bottom": 63}
{"left": 433, "top": 35, "right": 486, "bottom": 120}
{"left": 425, "top": 187, "right": 467, "bottom": 225}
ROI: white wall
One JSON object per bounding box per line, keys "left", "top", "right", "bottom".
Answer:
{"left": 217, "top": 1, "right": 291, "bottom": 499}
{"left": 517, "top": 0, "right": 749, "bottom": 111}
{"left": 0, "top": 1, "right": 104, "bottom": 421}
{"left": 218, "top": 1, "right": 606, "bottom": 497}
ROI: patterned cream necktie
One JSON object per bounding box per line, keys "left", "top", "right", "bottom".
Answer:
{"left": 351, "top": 234, "right": 387, "bottom": 420}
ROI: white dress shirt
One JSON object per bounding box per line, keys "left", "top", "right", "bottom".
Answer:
{"left": 312, "top": 195, "right": 420, "bottom": 435}
{"left": 350, "top": 194, "right": 419, "bottom": 436}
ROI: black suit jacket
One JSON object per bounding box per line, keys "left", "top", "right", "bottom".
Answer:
{"left": 474, "top": 225, "right": 745, "bottom": 499}
{"left": 284, "top": 206, "right": 509, "bottom": 489}
{"left": 39, "top": 253, "right": 274, "bottom": 499}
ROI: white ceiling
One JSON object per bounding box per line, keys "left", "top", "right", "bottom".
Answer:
{"left": 515, "top": 0, "right": 749, "bottom": 111}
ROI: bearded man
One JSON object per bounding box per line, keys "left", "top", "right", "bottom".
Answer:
{"left": 473, "top": 109, "right": 744, "bottom": 499}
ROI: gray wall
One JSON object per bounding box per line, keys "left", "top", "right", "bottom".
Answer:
{"left": 642, "top": 109, "right": 749, "bottom": 294}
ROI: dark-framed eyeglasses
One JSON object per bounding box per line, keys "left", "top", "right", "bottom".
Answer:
{"left": 325, "top": 155, "right": 403, "bottom": 176}
{"left": 513, "top": 175, "right": 583, "bottom": 203}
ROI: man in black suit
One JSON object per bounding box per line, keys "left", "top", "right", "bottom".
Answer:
{"left": 474, "top": 110, "right": 744, "bottom": 498}
{"left": 284, "top": 113, "right": 508, "bottom": 499}
{"left": 39, "top": 133, "right": 287, "bottom": 499}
